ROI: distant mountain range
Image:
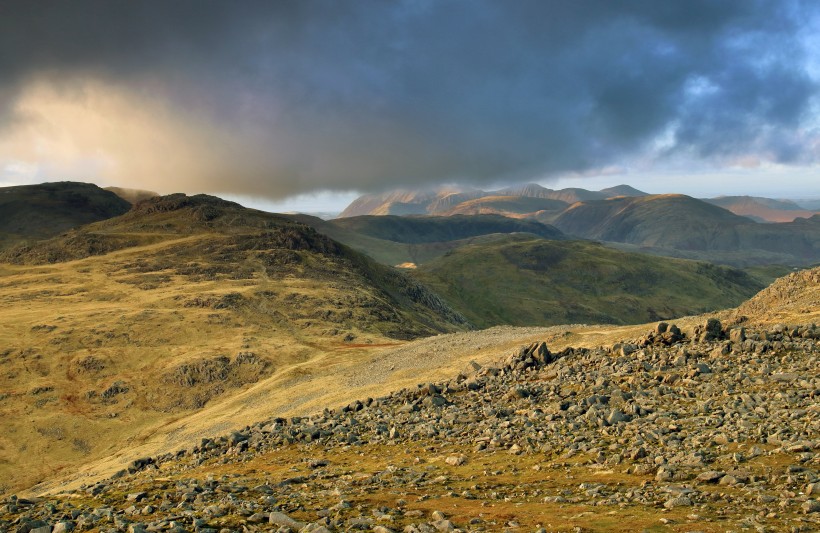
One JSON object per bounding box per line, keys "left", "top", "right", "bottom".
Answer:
{"left": 704, "top": 195, "right": 818, "bottom": 223}
{"left": 340, "top": 183, "right": 818, "bottom": 224}
{"left": 338, "top": 185, "right": 819, "bottom": 266}
{"left": 551, "top": 194, "right": 819, "bottom": 266}
{"left": 338, "top": 183, "right": 649, "bottom": 218}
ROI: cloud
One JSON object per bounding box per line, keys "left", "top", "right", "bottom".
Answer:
{"left": 0, "top": 0, "right": 818, "bottom": 197}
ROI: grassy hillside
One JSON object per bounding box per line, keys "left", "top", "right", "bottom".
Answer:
{"left": 0, "top": 194, "right": 469, "bottom": 492}
{"left": 0, "top": 182, "right": 131, "bottom": 250}
{"left": 553, "top": 194, "right": 820, "bottom": 265}
{"left": 288, "top": 214, "right": 567, "bottom": 268}
{"left": 413, "top": 235, "right": 763, "bottom": 328}
{"left": 330, "top": 214, "right": 565, "bottom": 244}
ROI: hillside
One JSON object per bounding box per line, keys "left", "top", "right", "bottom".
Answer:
{"left": 0, "top": 194, "right": 469, "bottom": 493}
{"left": 440, "top": 195, "right": 568, "bottom": 216}
{"left": 284, "top": 214, "right": 567, "bottom": 270}
{"left": 732, "top": 266, "right": 820, "bottom": 324}
{"left": 412, "top": 235, "right": 763, "bottom": 328}
{"left": 4, "top": 273, "right": 817, "bottom": 531}
{"left": 553, "top": 194, "right": 820, "bottom": 266}
{"left": 0, "top": 182, "right": 131, "bottom": 250}
{"left": 330, "top": 214, "right": 565, "bottom": 244}
{"left": 706, "top": 195, "right": 817, "bottom": 222}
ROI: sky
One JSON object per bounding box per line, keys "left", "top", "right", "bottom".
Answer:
{"left": 1, "top": 0, "right": 819, "bottom": 213}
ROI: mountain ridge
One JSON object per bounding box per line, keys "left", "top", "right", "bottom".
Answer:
{"left": 338, "top": 183, "right": 648, "bottom": 218}
{"left": 0, "top": 181, "right": 131, "bottom": 250}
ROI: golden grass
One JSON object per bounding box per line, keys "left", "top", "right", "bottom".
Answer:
{"left": 1, "top": 231, "right": 814, "bottom": 500}
{"left": 113, "top": 441, "right": 777, "bottom": 533}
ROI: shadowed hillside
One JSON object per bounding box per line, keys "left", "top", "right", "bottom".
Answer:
{"left": 286, "top": 213, "right": 567, "bottom": 268}
{"left": 0, "top": 182, "right": 131, "bottom": 250}
{"left": 103, "top": 186, "right": 159, "bottom": 205}
{"left": 413, "top": 235, "right": 763, "bottom": 328}
{"left": 330, "top": 214, "right": 565, "bottom": 243}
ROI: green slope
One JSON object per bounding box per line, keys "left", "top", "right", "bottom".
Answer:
{"left": 412, "top": 235, "right": 764, "bottom": 328}
{"left": 287, "top": 213, "right": 566, "bottom": 267}
{"left": 331, "top": 214, "right": 565, "bottom": 243}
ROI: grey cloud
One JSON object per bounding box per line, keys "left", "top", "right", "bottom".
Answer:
{"left": 0, "top": 0, "right": 817, "bottom": 197}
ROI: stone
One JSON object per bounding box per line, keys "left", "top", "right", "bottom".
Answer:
{"left": 801, "top": 500, "right": 820, "bottom": 513}
{"left": 696, "top": 471, "right": 725, "bottom": 484}
{"left": 53, "top": 521, "right": 76, "bottom": 533}
{"left": 444, "top": 455, "right": 466, "bottom": 466}
{"left": 605, "top": 409, "right": 631, "bottom": 425}
{"left": 247, "top": 512, "right": 268, "bottom": 524}
{"left": 663, "top": 496, "right": 693, "bottom": 509}
{"left": 431, "top": 519, "right": 455, "bottom": 532}
{"left": 269, "top": 511, "right": 305, "bottom": 529}
{"left": 729, "top": 327, "right": 746, "bottom": 344}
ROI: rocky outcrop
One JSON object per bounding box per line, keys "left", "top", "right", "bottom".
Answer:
{"left": 3, "top": 320, "right": 818, "bottom": 531}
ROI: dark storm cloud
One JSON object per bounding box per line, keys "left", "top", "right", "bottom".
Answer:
{"left": 0, "top": 0, "right": 817, "bottom": 196}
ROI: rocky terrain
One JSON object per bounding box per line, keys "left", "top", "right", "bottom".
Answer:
{"left": 2, "top": 314, "right": 817, "bottom": 532}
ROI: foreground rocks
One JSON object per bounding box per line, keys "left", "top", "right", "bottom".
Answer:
{"left": 2, "top": 320, "right": 818, "bottom": 532}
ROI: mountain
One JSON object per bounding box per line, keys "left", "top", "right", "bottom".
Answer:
{"left": 441, "top": 195, "right": 569, "bottom": 216}
{"left": 795, "top": 198, "right": 820, "bottom": 210}
{"left": 553, "top": 194, "right": 820, "bottom": 265}
{"left": 705, "top": 195, "right": 818, "bottom": 222}
{"left": 0, "top": 181, "right": 131, "bottom": 249}
{"left": 0, "top": 193, "right": 469, "bottom": 492}
{"left": 491, "top": 183, "right": 556, "bottom": 198}
{"left": 337, "top": 188, "right": 471, "bottom": 218}
{"left": 103, "top": 186, "right": 159, "bottom": 205}
{"left": 600, "top": 184, "right": 649, "bottom": 197}
{"left": 339, "top": 184, "right": 650, "bottom": 218}
{"left": 412, "top": 234, "right": 763, "bottom": 328}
